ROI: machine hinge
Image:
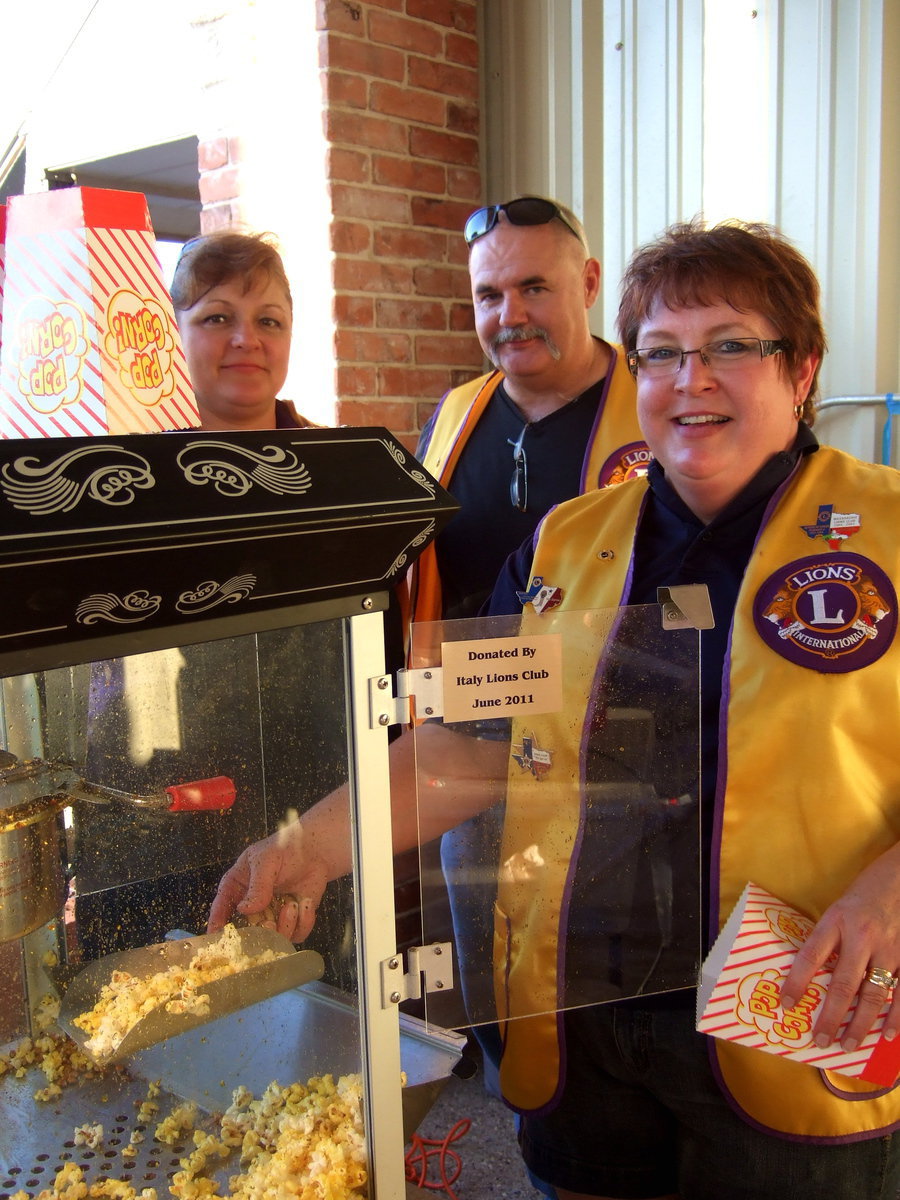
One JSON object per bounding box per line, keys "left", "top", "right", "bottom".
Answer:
{"left": 368, "top": 667, "right": 444, "bottom": 729}
{"left": 380, "top": 942, "right": 454, "bottom": 1008}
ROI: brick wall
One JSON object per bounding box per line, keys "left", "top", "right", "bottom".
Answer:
{"left": 318, "top": 0, "right": 485, "bottom": 448}
{"left": 196, "top": 2, "right": 485, "bottom": 447}
{"left": 197, "top": 136, "right": 246, "bottom": 231}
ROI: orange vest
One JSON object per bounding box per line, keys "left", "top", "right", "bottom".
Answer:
{"left": 408, "top": 345, "right": 644, "bottom": 626}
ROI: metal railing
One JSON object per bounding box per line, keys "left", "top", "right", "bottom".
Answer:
{"left": 816, "top": 393, "right": 900, "bottom": 466}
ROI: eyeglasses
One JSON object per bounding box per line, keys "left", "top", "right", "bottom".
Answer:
{"left": 626, "top": 337, "right": 787, "bottom": 378}
{"left": 508, "top": 424, "right": 528, "bottom": 511}
{"left": 464, "top": 197, "right": 585, "bottom": 248}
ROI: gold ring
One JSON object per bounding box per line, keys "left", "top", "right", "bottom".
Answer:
{"left": 865, "top": 967, "right": 899, "bottom": 990}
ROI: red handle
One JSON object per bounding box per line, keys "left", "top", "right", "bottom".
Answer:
{"left": 165, "top": 776, "right": 236, "bottom": 812}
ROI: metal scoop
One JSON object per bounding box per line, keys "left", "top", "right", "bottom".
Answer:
{"left": 55, "top": 926, "right": 325, "bottom": 1064}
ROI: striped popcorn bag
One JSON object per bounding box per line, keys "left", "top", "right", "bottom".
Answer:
{"left": 0, "top": 187, "right": 198, "bottom": 438}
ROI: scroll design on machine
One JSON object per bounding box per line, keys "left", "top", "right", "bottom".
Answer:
{"left": 0, "top": 444, "right": 154, "bottom": 513}
{"left": 76, "top": 590, "right": 162, "bottom": 625}
{"left": 176, "top": 441, "right": 312, "bottom": 497}
{"left": 382, "top": 437, "right": 436, "bottom": 496}
{"left": 176, "top": 575, "right": 258, "bottom": 614}
{"left": 72, "top": 575, "right": 256, "bottom": 626}
{"left": 386, "top": 519, "right": 436, "bottom": 577}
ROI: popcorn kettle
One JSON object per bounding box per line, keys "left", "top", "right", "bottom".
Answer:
{"left": 0, "top": 748, "right": 234, "bottom": 944}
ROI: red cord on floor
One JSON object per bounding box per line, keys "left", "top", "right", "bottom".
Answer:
{"left": 405, "top": 1118, "right": 471, "bottom": 1199}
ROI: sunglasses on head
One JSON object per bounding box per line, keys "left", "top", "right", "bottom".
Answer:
{"left": 175, "top": 235, "right": 207, "bottom": 263}
{"left": 464, "top": 197, "right": 585, "bottom": 247}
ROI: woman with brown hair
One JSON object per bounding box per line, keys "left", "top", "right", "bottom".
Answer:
{"left": 172, "top": 230, "right": 316, "bottom": 431}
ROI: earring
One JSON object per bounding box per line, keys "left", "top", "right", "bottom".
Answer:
{"left": 793, "top": 401, "right": 804, "bottom": 421}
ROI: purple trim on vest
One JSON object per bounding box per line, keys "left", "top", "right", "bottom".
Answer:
{"left": 707, "top": 1039, "right": 900, "bottom": 1144}
{"left": 822, "top": 1073, "right": 898, "bottom": 1103}
{"left": 708, "top": 663, "right": 731, "bottom": 949}
{"left": 416, "top": 386, "right": 453, "bottom": 460}
{"left": 556, "top": 491, "right": 644, "bottom": 1030}
{"left": 499, "top": 905, "right": 512, "bottom": 1038}
{"left": 529, "top": 503, "right": 561, "bottom": 557}
{"left": 579, "top": 343, "right": 618, "bottom": 494}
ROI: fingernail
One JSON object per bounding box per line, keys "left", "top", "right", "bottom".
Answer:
{"left": 780, "top": 994, "right": 796, "bottom": 1012}
{"left": 884, "top": 1028, "right": 897, "bottom": 1042}
{"left": 814, "top": 1033, "right": 830, "bottom": 1048}
{"left": 842, "top": 1037, "right": 858, "bottom": 1052}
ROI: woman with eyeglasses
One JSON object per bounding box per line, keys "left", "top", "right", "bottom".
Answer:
{"left": 171, "top": 231, "right": 317, "bottom": 431}
{"left": 479, "top": 218, "right": 900, "bottom": 1199}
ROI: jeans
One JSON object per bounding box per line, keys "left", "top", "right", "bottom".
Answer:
{"left": 519, "top": 1004, "right": 900, "bottom": 1199}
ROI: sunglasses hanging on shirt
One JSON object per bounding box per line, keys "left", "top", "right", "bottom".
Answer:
{"left": 508, "top": 423, "right": 529, "bottom": 512}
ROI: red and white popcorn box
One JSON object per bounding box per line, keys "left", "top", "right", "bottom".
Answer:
{"left": 0, "top": 187, "right": 199, "bottom": 438}
{"left": 697, "top": 881, "right": 900, "bottom": 1086}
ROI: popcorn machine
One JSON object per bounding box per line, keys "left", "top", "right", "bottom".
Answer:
{"left": 0, "top": 425, "right": 461, "bottom": 1199}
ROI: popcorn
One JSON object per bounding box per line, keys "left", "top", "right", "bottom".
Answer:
{"left": 155, "top": 1101, "right": 199, "bottom": 1145}
{"left": 34, "top": 992, "right": 61, "bottom": 1032}
{"left": 152, "top": 1073, "right": 372, "bottom": 1199}
{"left": 73, "top": 926, "right": 286, "bottom": 1059}
{"left": 13, "top": 1162, "right": 158, "bottom": 1200}
{"left": 135, "top": 1081, "right": 161, "bottom": 1124}
{"left": 0, "top": 1029, "right": 111, "bottom": 1097}
{"left": 3, "top": 1022, "right": 380, "bottom": 1199}
{"left": 73, "top": 1122, "right": 103, "bottom": 1149}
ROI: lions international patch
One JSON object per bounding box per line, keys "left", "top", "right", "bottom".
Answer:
{"left": 754, "top": 554, "right": 897, "bottom": 673}
{"left": 598, "top": 440, "right": 651, "bottom": 487}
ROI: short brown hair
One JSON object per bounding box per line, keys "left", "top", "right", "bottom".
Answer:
{"left": 616, "top": 218, "right": 826, "bottom": 422}
{"left": 170, "top": 230, "right": 292, "bottom": 312}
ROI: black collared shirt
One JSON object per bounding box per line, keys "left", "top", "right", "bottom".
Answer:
{"left": 629, "top": 424, "right": 818, "bottom": 813}
{"left": 430, "top": 377, "right": 607, "bottom": 619}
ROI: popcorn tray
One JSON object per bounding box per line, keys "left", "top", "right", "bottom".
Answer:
{"left": 1, "top": 979, "right": 466, "bottom": 1196}
{"left": 55, "top": 928, "right": 325, "bottom": 1064}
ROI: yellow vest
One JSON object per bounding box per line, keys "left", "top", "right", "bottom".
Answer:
{"left": 496, "top": 446, "right": 900, "bottom": 1139}
{"left": 409, "top": 345, "right": 644, "bottom": 625}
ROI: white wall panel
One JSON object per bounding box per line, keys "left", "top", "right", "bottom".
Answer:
{"left": 483, "top": 0, "right": 704, "bottom": 335}
{"left": 600, "top": 0, "right": 704, "bottom": 332}
{"left": 481, "top": 0, "right": 900, "bottom": 460}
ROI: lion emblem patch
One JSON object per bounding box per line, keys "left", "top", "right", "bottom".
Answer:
{"left": 754, "top": 554, "right": 897, "bottom": 673}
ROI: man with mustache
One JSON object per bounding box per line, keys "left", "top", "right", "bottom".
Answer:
{"left": 405, "top": 199, "right": 645, "bottom": 1156}
{"left": 409, "top": 196, "right": 645, "bottom": 625}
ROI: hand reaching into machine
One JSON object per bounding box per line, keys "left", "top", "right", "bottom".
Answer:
{"left": 208, "top": 724, "right": 508, "bottom": 943}
{"left": 208, "top": 818, "right": 330, "bottom": 943}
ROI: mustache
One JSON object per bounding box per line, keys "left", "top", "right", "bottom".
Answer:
{"left": 489, "top": 326, "right": 561, "bottom": 361}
